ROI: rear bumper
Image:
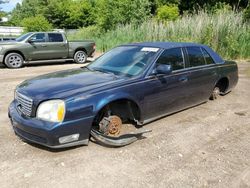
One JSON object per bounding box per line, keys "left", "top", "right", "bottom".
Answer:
{"left": 8, "top": 101, "right": 94, "bottom": 149}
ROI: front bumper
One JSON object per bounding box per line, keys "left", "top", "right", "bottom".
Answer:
{"left": 0, "top": 55, "right": 4, "bottom": 63}
{"left": 8, "top": 101, "right": 94, "bottom": 149}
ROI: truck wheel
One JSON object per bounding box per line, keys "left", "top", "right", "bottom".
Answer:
{"left": 5, "top": 53, "right": 24, "bottom": 68}
{"left": 74, "top": 51, "right": 87, "bottom": 64}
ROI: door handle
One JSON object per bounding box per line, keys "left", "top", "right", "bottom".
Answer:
{"left": 41, "top": 44, "right": 47, "bottom": 47}
{"left": 179, "top": 77, "right": 188, "bottom": 82}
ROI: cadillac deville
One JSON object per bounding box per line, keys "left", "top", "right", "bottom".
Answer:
{"left": 8, "top": 42, "right": 238, "bottom": 148}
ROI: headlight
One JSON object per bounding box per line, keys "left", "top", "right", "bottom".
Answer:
{"left": 0, "top": 47, "right": 3, "bottom": 52}
{"left": 36, "top": 100, "right": 65, "bottom": 122}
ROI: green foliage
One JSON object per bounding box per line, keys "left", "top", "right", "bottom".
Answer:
{"left": 69, "top": 11, "right": 250, "bottom": 59}
{"left": 157, "top": 4, "right": 179, "bottom": 21}
{"left": 94, "top": 0, "right": 151, "bottom": 31}
{"left": 44, "top": 0, "right": 93, "bottom": 29}
{"left": 10, "top": 0, "right": 47, "bottom": 25}
{"left": 243, "top": 6, "right": 250, "bottom": 21}
{"left": 209, "top": 2, "right": 232, "bottom": 14}
{"left": 11, "top": 0, "right": 93, "bottom": 29}
{"left": 67, "top": 25, "right": 101, "bottom": 40}
{"left": 21, "top": 15, "right": 52, "bottom": 32}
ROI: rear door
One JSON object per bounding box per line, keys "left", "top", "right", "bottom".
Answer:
{"left": 143, "top": 47, "right": 191, "bottom": 120}
{"left": 45, "top": 33, "right": 68, "bottom": 59}
{"left": 184, "top": 46, "right": 218, "bottom": 105}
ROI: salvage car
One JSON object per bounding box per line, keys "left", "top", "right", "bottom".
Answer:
{"left": 0, "top": 32, "right": 95, "bottom": 68}
{"left": 8, "top": 42, "right": 238, "bottom": 148}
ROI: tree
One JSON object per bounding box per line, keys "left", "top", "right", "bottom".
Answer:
{"left": 157, "top": 4, "right": 179, "bottom": 21}
{"left": 94, "top": 0, "right": 151, "bottom": 31}
{"left": 21, "top": 15, "right": 52, "bottom": 32}
{"left": 44, "top": 0, "right": 93, "bottom": 29}
{"left": 178, "top": 0, "right": 249, "bottom": 13}
{"left": 10, "top": 0, "right": 48, "bottom": 25}
{"left": 0, "top": 0, "right": 7, "bottom": 22}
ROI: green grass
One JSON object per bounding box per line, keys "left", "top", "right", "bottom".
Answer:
{"left": 68, "top": 11, "right": 250, "bottom": 59}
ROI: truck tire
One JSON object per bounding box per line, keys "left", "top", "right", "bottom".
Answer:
{"left": 74, "top": 50, "right": 87, "bottom": 64}
{"left": 5, "top": 53, "right": 24, "bottom": 68}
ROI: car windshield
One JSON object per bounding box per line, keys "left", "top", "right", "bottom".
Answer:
{"left": 15, "top": 33, "right": 33, "bottom": 42}
{"left": 88, "top": 46, "right": 159, "bottom": 77}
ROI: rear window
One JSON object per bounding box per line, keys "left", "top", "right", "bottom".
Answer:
{"left": 186, "top": 47, "right": 206, "bottom": 67}
{"left": 48, "top": 33, "right": 64, "bottom": 42}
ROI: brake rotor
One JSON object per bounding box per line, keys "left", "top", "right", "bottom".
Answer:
{"left": 99, "top": 115, "right": 122, "bottom": 136}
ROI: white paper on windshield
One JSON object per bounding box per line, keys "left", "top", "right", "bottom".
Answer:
{"left": 141, "top": 47, "right": 159, "bottom": 52}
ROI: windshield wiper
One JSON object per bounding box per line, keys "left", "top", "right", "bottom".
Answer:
{"left": 92, "top": 68, "right": 117, "bottom": 77}
{"left": 83, "top": 66, "right": 93, "bottom": 71}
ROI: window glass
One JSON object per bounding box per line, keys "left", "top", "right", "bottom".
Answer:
{"left": 156, "top": 48, "right": 184, "bottom": 71}
{"left": 29, "top": 33, "right": 45, "bottom": 42}
{"left": 186, "top": 47, "right": 206, "bottom": 67}
{"left": 88, "top": 46, "right": 158, "bottom": 77}
{"left": 201, "top": 48, "right": 215, "bottom": 64}
{"left": 48, "top": 33, "right": 64, "bottom": 42}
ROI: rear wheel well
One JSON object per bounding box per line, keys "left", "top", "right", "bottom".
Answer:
{"left": 74, "top": 48, "right": 87, "bottom": 55}
{"left": 93, "top": 99, "right": 141, "bottom": 126}
{"left": 215, "top": 77, "right": 229, "bottom": 93}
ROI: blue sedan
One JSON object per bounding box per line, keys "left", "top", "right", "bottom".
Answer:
{"left": 8, "top": 42, "right": 238, "bottom": 148}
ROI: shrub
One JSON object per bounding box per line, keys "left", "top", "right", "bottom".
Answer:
{"left": 157, "top": 5, "right": 179, "bottom": 21}
{"left": 69, "top": 11, "right": 250, "bottom": 59}
{"left": 209, "top": 2, "right": 232, "bottom": 14}
{"left": 21, "top": 15, "right": 52, "bottom": 32}
{"left": 243, "top": 6, "right": 250, "bottom": 22}
{"left": 94, "top": 0, "right": 151, "bottom": 31}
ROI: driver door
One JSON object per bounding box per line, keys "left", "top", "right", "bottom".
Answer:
{"left": 142, "top": 48, "right": 191, "bottom": 120}
{"left": 25, "top": 33, "right": 49, "bottom": 61}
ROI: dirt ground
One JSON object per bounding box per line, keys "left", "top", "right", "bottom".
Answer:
{"left": 0, "top": 60, "right": 250, "bottom": 188}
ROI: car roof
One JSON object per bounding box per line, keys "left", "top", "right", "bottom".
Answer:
{"left": 127, "top": 42, "right": 204, "bottom": 49}
{"left": 125, "top": 42, "right": 224, "bottom": 64}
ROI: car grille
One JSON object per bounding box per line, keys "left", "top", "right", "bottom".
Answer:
{"left": 15, "top": 91, "right": 33, "bottom": 117}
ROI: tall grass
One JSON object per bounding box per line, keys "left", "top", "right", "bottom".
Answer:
{"left": 68, "top": 11, "right": 250, "bottom": 59}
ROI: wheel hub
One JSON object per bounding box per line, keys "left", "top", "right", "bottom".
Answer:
{"left": 99, "top": 115, "right": 122, "bottom": 136}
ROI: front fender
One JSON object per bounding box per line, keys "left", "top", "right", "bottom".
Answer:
{"left": 94, "top": 91, "right": 141, "bottom": 115}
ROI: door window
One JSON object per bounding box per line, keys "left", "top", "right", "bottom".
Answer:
{"left": 186, "top": 47, "right": 206, "bottom": 67}
{"left": 29, "top": 33, "right": 45, "bottom": 42}
{"left": 201, "top": 48, "right": 215, "bottom": 64}
{"left": 156, "top": 48, "right": 185, "bottom": 71}
{"left": 48, "top": 33, "right": 64, "bottom": 42}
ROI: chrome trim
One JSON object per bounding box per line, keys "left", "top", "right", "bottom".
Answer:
{"left": 15, "top": 91, "right": 33, "bottom": 117}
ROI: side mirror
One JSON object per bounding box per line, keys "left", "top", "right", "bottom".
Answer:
{"left": 27, "top": 38, "right": 35, "bottom": 43}
{"left": 155, "top": 64, "right": 172, "bottom": 75}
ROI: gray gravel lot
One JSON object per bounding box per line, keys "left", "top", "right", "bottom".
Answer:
{"left": 0, "top": 61, "right": 249, "bottom": 188}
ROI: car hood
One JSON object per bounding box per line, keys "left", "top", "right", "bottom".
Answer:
{"left": 0, "top": 41, "right": 19, "bottom": 45}
{"left": 17, "top": 68, "right": 122, "bottom": 100}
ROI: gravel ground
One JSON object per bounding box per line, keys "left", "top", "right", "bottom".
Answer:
{"left": 0, "top": 60, "right": 249, "bottom": 188}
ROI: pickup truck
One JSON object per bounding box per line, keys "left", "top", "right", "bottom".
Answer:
{"left": 0, "top": 32, "right": 95, "bottom": 68}
{"left": 9, "top": 42, "right": 238, "bottom": 148}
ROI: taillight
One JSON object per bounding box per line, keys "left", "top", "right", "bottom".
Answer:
{"left": 93, "top": 44, "right": 96, "bottom": 50}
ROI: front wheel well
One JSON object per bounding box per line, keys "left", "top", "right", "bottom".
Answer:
{"left": 215, "top": 77, "right": 229, "bottom": 93}
{"left": 93, "top": 99, "right": 141, "bottom": 126}
{"left": 4, "top": 51, "right": 25, "bottom": 62}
